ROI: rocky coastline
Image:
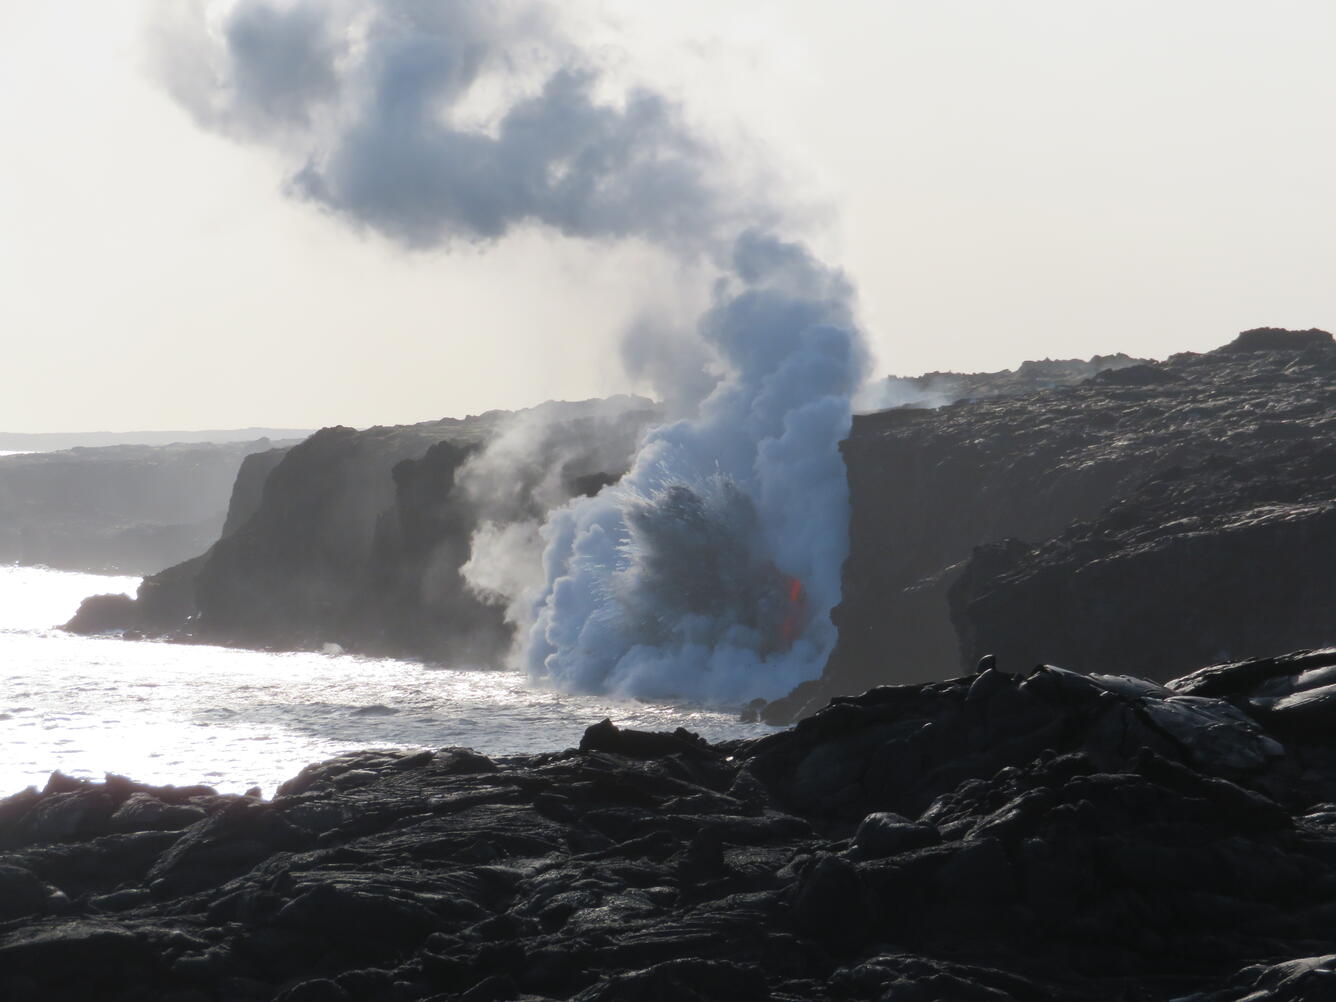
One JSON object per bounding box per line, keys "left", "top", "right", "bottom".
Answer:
{"left": 62, "top": 330, "right": 1336, "bottom": 733}
{"left": 782, "top": 327, "right": 1336, "bottom": 722}
{"left": 33, "top": 328, "right": 1336, "bottom": 998}
{"left": 7, "top": 647, "right": 1336, "bottom": 1001}
{"left": 67, "top": 399, "right": 658, "bottom": 664}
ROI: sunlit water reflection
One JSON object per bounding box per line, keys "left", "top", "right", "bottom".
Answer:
{"left": 0, "top": 565, "right": 778, "bottom": 797}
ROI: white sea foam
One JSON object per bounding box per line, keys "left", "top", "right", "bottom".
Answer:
{"left": 0, "top": 566, "right": 776, "bottom": 798}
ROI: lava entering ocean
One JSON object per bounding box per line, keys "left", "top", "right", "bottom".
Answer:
{"left": 161, "top": 0, "right": 869, "bottom": 705}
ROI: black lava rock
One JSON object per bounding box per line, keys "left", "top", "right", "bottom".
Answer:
{"left": 5, "top": 650, "right": 1336, "bottom": 999}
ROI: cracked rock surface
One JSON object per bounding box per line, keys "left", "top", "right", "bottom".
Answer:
{"left": 6, "top": 648, "right": 1336, "bottom": 1000}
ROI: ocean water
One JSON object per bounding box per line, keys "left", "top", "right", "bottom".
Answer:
{"left": 0, "top": 565, "right": 777, "bottom": 798}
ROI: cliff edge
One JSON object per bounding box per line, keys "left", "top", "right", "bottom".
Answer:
{"left": 772, "top": 328, "right": 1336, "bottom": 720}
{"left": 70, "top": 399, "right": 660, "bottom": 664}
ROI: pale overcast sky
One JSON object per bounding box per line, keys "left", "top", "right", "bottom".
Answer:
{"left": 2, "top": 1, "right": 1333, "bottom": 432}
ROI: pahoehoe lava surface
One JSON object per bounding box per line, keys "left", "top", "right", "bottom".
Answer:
{"left": 8, "top": 649, "right": 1336, "bottom": 1000}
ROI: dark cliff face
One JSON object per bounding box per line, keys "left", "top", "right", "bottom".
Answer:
{"left": 189, "top": 421, "right": 506, "bottom": 659}
{"left": 0, "top": 440, "right": 293, "bottom": 575}
{"left": 790, "top": 329, "right": 1336, "bottom": 721}
{"left": 951, "top": 360, "right": 1336, "bottom": 679}
{"left": 796, "top": 328, "right": 1336, "bottom": 718}
{"left": 219, "top": 447, "right": 291, "bottom": 538}
{"left": 819, "top": 385, "right": 1159, "bottom": 702}
{"left": 364, "top": 438, "right": 511, "bottom": 663}
{"left": 89, "top": 400, "right": 660, "bottom": 663}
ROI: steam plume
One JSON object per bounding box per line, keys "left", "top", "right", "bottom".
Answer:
{"left": 154, "top": 0, "right": 762, "bottom": 251}
{"left": 156, "top": 0, "right": 870, "bottom": 704}
{"left": 457, "top": 396, "right": 660, "bottom": 642}
{"left": 524, "top": 232, "right": 866, "bottom": 702}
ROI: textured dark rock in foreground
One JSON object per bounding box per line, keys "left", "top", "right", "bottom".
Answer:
{"left": 7, "top": 649, "right": 1336, "bottom": 1000}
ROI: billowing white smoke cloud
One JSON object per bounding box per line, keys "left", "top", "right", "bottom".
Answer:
{"left": 156, "top": 0, "right": 869, "bottom": 704}
{"left": 456, "top": 396, "right": 660, "bottom": 642}
{"left": 525, "top": 232, "right": 866, "bottom": 702}
{"left": 153, "top": 0, "right": 766, "bottom": 251}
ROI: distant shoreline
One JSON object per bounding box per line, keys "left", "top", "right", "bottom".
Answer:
{"left": 0, "top": 428, "right": 313, "bottom": 452}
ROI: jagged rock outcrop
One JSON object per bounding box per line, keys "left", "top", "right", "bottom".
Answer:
{"left": 71, "top": 399, "right": 660, "bottom": 662}
{"left": 784, "top": 329, "right": 1336, "bottom": 721}
{"left": 0, "top": 440, "right": 296, "bottom": 575}
{"left": 6, "top": 649, "right": 1336, "bottom": 1000}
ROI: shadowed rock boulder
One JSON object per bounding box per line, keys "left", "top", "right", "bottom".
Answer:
{"left": 63, "top": 593, "right": 138, "bottom": 636}
{"left": 7, "top": 649, "right": 1336, "bottom": 999}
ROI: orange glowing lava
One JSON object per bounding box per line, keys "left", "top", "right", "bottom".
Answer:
{"left": 778, "top": 574, "right": 805, "bottom": 650}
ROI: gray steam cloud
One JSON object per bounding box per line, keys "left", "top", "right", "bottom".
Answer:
{"left": 156, "top": 0, "right": 870, "bottom": 705}
{"left": 618, "top": 313, "right": 720, "bottom": 418}
{"left": 457, "top": 395, "right": 660, "bottom": 640}
{"left": 154, "top": 0, "right": 768, "bottom": 251}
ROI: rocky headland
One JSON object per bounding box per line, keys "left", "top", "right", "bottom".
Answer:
{"left": 7, "top": 648, "right": 1336, "bottom": 1001}
{"left": 776, "top": 328, "right": 1336, "bottom": 721}
{"left": 68, "top": 399, "right": 658, "bottom": 663}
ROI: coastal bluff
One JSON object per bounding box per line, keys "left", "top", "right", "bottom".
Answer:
{"left": 67, "top": 399, "right": 658, "bottom": 663}
{"left": 773, "top": 327, "right": 1336, "bottom": 720}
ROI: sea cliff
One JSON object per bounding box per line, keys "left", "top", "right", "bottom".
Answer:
{"left": 70, "top": 400, "right": 658, "bottom": 664}
{"left": 772, "top": 327, "right": 1336, "bottom": 720}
